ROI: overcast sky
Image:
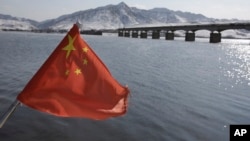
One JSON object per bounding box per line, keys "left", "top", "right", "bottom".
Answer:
{"left": 0, "top": 0, "right": 250, "bottom": 21}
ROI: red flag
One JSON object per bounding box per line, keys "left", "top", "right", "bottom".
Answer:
{"left": 17, "top": 24, "right": 129, "bottom": 120}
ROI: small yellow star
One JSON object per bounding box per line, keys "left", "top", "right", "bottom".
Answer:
{"left": 74, "top": 68, "right": 81, "bottom": 75}
{"left": 62, "top": 35, "right": 77, "bottom": 59}
{"left": 83, "top": 47, "right": 89, "bottom": 53}
{"left": 65, "top": 70, "right": 70, "bottom": 76}
{"left": 83, "top": 58, "right": 88, "bottom": 65}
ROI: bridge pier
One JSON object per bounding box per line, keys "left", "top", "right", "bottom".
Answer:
{"left": 152, "top": 30, "right": 160, "bottom": 39}
{"left": 118, "top": 30, "right": 124, "bottom": 37}
{"left": 132, "top": 31, "right": 138, "bottom": 38}
{"left": 124, "top": 31, "right": 130, "bottom": 37}
{"left": 210, "top": 32, "right": 221, "bottom": 43}
{"left": 140, "top": 31, "right": 148, "bottom": 38}
{"left": 185, "top": 32, "right": 195, "bottom": 41}
{"left": 165, "top": 31, "right": 174, "bottom": 40}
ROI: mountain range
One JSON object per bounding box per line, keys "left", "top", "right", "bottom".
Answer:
{"left": 38, "top": 2, "right": 220, "bottom": 30}
{"left": 0, "top": 2, "right": 247, "bottom": 31}
{"left": 1, "top": 2, "right": 250, "bottom": 38}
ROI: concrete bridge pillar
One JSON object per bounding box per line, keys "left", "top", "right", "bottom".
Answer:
{"left": 165, "top": 31, "right": 174, "bottom": 40}
{"left": 210, "top": 32, "right": 221, "bottom": 43}
{"left": 118, "top": 30, "right": 124, "bottom": 37}
{"left": 185, "top": 31, "right": 195, "bottom": 41}
{"left": 132, "top": 31, "right": 138, "bottom": 38}
{"left": 152, "top": 30, "right": 160, "bottom": 39}
{"left": 124, "top": 31, "right": 130, "bottom": 37}
{"left": 140, "top": 31, "right": 148, "bottom": 38}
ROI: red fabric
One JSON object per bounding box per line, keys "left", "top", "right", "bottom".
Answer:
{"left": 17, "top": 24, "right": 129, "bottom": 119}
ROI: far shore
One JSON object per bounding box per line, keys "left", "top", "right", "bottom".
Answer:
{"left": 1, "top": 29, "right": 250, "bottom": 40}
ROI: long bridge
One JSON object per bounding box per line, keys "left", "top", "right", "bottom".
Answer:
{"left": 117, "top": 23, "right": 250, "bottom": 43}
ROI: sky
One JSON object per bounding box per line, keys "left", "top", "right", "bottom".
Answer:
{"left": 0, "top": 0, "right": 250, "bottom": 21}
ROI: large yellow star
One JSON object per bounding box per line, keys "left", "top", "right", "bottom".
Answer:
{"left": 62, "top": 35, "right": 77, "bottom": 59}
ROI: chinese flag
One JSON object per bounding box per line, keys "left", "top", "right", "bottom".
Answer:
{"left": 17, "top": 24, "right": 129, "bottom": 120}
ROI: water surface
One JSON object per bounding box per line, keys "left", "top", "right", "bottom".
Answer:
{"left": 0, "top": 31, "right": 250, "bottom": 141}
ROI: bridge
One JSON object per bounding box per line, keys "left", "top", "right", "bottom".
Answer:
{"left": 117, "top": 23, "right": 250, "bottom": 43}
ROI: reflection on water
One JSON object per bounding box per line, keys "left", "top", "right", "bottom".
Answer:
{"left": 219, "top": 39, "right": 250, "bottom": 87}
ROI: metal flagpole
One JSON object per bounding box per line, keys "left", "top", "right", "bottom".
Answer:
{"left": 0, "top": 100, "right": 20, "bottom": 128}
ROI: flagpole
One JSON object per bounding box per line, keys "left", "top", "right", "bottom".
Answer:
{"left": 0, "top": 100, "right": 20, "bottom": 128}
{"left": 76, "top": 19, "right": 82, "bottom": 30}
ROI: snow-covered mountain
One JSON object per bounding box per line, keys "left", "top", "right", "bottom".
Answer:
{"left": 0, "top": 14, "right": 38, "bottom": 30}
{"left": 0, "top": 2, "right": 249, "bottom": 39}
{"left": 38, "top": 2, "right": 219, "bottom": 30}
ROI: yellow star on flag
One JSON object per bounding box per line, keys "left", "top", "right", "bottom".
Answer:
{"left": 83, "top": 47, "right": 89, "bottom": 53}
{"left": 83, "top": 58, "right": 88, "bottom": 65}
{"left": 65, "top": 70, "right": 70, "bottom": 76}
{"left": 74, "top": 68, "right": 81, "bottom": 75}
{"left": 62, "top": 35, "right": 77, "bottom": 59}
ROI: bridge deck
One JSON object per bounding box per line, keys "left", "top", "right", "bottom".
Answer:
{"left": 119, "top": 23, "right": 250, "bottom": 32}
